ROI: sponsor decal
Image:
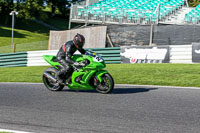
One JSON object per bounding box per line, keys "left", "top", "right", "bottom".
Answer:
{"left": 195, "top": 49, "right": 200, "bottom": 54}
{"left": 192, "top": 43, "right": 200, "bottom": 63}
{"left": 130, "top": 58, "right": 137, "bottom": 64}
{"left": 121, "top": 46, "right": 169, "bottom": 64}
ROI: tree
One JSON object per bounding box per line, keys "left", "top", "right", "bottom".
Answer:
{"left": 0, "top": 0, "right": 47, "bottom": 21}
{"left": 17, "top": 0, "right": 45, "bottom": 20}
{"left": 57, "top": 0, "right": 69, "bottom": 17}
{"left": 45, "top": 0, "right": 57, "bottom": 16}
{"left": 45, "top": 0, "right": 70, "bottom": 17}
{"left": 188, "top": 0, "right": 200, "bottom": 7}
{"left": 0, "top": 0, "right": 14, "bottom": 24}
{"left": 0, "top": 0, "right": 14, "bottom": 14}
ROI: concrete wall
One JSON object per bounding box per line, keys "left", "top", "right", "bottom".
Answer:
{"left": 49, "top": 26, "right": 107, "bottom": 50}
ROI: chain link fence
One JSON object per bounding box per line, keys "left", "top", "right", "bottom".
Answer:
{"left": 107, "top": 24, "right": 200, "bottom": 46}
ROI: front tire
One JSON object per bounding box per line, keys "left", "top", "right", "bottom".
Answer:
{"left": 43, "top": 67, "right": 64, "bottom": 91}
{"left": 95, "top": 73, "right": 114, "bottom": 94}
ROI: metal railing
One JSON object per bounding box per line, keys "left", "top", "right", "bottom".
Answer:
{"left": 72, "top": 7, "right": 159, "bottom": 25}
{"left": 70, "top": 0, "right": 192, "bottom": 25}
{"left": 0, "top": 52, "right": 28, "bottom": 67}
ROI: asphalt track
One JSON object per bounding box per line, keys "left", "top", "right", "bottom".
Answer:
{"left": 0, "top": 83, "right": 200, "bottom": 133}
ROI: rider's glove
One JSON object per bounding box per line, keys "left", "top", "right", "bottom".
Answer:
{"left": 85, "top": 51, "right": 90, "bottom": 55}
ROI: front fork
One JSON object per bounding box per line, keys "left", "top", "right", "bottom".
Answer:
{"left": 95, "top": 70, "right": 108, "bottom": 83}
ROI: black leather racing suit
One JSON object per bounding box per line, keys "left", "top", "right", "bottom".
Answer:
{"left": 56, "top": 41, "right": 86, "bottom": 80}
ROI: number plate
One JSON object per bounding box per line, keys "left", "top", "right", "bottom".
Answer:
{"left": 93, "top": 55, "right": 103, "bottom": 62}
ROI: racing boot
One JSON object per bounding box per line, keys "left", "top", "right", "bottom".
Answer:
{"left": 55, "top": 71, "right": 64, "bottom": 85}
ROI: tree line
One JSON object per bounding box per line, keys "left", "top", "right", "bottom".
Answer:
{"left": 0, "top": 0, "right": 76, "bottom": 21}
{"left": 0, "top": 0, "right": 199, "bottom": 22}
{"left": 188, "top": 0, "right": 200, "bottom": 6}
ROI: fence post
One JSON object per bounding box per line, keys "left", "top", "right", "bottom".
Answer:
{"left": 156, "top": 3, "right": 160, "bottom": 24}
{"left": 185, "top": 0, "right": 189, "bottom": 7}
{"left": 68, "top": 3, "right": 73, "bottom": 30}
{"left": 13, "top": 43, "right": 16, "bottom": 53}
{"left": 149, "top": 24, "right": 154, "bottom": 46}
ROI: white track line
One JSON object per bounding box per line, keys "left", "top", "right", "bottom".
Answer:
{"left": 0, "top": 129, "right": 32, "bottom": 133}
{"left": 0, "top": 82, "right": 43, "bottom": 85}
{"left": 117, "top": 84, "right": 200, "bottom": 90}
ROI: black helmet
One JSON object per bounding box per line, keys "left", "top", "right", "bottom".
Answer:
{"left": 73, "top": 33, "right": 85, "bottom": 49}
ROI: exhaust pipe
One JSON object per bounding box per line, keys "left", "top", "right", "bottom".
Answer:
{"left": 43, "top": 72, "right": 57, "bottom": 83}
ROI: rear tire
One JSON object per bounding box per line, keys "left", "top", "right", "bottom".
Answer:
{"left": 95, "top": 73, "right": 114, "bottom": 94}
{"left": 43, "top": 67, "right": 64, "bottom": 91}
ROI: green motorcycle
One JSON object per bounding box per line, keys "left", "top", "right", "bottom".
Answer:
{"left": 42, "top": 51, "right": 114, "bottom": 94}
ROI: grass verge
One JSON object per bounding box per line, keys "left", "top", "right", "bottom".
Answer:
{"left": 1, "top": 64, "right": 200, "bottom": 87}
{"left": 0, "top": 26, "right": 48, "bottom": 47}
{"left": 0, "top": 26, "right": 49, "bottom": 53}
{"left": 0, "top": 40, "right": 48, "bottom": 53}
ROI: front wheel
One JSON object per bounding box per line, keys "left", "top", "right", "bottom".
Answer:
{"left": 95, "top": 73, "right": 114, "bottom": 94}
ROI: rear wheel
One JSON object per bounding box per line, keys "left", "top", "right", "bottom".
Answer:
{"left": 95, "top": 73, "right": 114, "bottom": 94}
{"left": 43, "top": 67, "right": 64, "bottom": 91}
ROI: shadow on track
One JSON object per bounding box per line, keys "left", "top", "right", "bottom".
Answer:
{"left": 111, "top": 88, "right": 158, "bottom": 94}
{"left": 62, "top": 87, "right": 158, "bottom": 94}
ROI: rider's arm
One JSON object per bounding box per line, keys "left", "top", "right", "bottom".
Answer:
{"left": 65, "top": 54, "right": 75, "bottom": 64}
{"left": 78, "top": 48, "right": 86, "bottom": 55}
{"left": 65, "top": 45, "right": 75, "bottom": 64}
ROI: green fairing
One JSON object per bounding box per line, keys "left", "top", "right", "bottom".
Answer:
{"left": 43, "top": 53, "right": 108, "bottom": 91}
{"left": 43, "top": 55, "right": 60, "bottom": 69}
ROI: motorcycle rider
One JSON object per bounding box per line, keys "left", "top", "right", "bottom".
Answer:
{"left": 56, "top": 33, "right": 87, "bottom": 84}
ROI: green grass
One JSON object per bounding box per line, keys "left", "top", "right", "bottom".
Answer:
{"left": 107, "top": 64, "right": 200, "bottom": 87}
{"left": 0, "top": 27, "right": 48, "bottom": 47}
{"left": 0, "top": 66, "right": 48, "bottom": 83}
{"left": 42, "top": 6, "right": 71, "bottom": 30}
{"left": 0, "top": 26, "right": 49, "bottom": 53}
{"left": 43, "top": 16, "right": 83, "bottom": 30}
{"left": 0, "top": 12, "right": 79, "bottom": 53}
{"left": 0, "top": 16, "right": 53, "bottom": 53}
{"left": 1, "top": 15, "right": 51, "bottom": 34}
{"left": 1, "top": 64, "right": 200, "bottom": 87}
{"left": 0, "top": 40, "right": 48, "bottom": 53}
{"left": 42, "top": 6, "right": 82, "bottom": 30}
{"left": 44, "top": 17, "right": 69, "bottom": 30}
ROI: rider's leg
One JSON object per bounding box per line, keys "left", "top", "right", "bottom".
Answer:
{"left": 56, "top": 59, "right": 70, "bottom": 83}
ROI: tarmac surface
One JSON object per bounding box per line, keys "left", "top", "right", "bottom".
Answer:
{"left": 0, "top": 83, "right": 200, "bottom": 133}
